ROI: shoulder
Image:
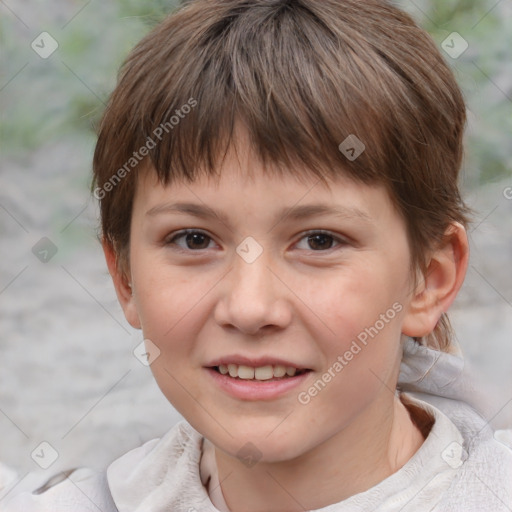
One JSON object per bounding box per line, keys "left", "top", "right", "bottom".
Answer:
{"left": 399, "top": 393, "right": 512, "bottom": 511}
{"left": 1, "top": 467, "right": 117, "bottom": 512}
{"left": 106, "top": 420, "right": 206, "bottom": 510}
{"left": 432, "top": 404, "right": 512, "bottom": 512}
{"left": 435, "top": 432, "right": 512, "bottom": 511}
{"left": 1, "top": 421, "right": 201, "bottom": 512}
{"left": 107, "top": 419, "right": 201, "bottom": 484}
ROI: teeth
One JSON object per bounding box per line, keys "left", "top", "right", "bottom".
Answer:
{"left": 286, "top": 367, "right": 297, "bottom": 376}
{"left": 237, "top": 365, "right": 255, "bottom": 379}
{"left": 273, "top": 365, "right": 287, "bottom": 378}
{"left": 254, "top": 366, "right": 273, "bottom": 380}
{"left": 216, "top": 363, "right": 302, "bottom": 380}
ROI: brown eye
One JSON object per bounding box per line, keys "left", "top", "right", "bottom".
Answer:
{"left": 166, "top": 230, "right": 214, "bottom": 251}
{"left": 295, "top": 230, "right": 347, "bottom": 252}
{"left": 307, "top": 233, "right": 335, "bottom": 251}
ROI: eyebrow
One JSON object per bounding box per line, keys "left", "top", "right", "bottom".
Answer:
{"left": 145, "top": 201, "right": 372, "bottom": 225}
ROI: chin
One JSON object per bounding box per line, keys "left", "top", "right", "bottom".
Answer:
{"left": 214, "top": 428, "right": 310, "bottom": 465}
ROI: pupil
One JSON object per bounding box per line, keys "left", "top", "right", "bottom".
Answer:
{"left": 187, "top": 233, "right": 209, "bottom": 249}
{"left": 308, "top": 234, "right": 333, "bottom": 250}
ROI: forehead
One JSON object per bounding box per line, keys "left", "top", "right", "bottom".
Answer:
{"left": 134, "top": 155, "right": 401, "bottom": 234}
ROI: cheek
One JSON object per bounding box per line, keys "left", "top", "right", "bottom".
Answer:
{"left": 305, "top": 263, "right": 402, "bottom": 345}
{"left": 299, "top": 265, "right": 404, "bottom": 394}
{"left": 132, "top": 268, "right": 211, "bottom": 416}
{"left": 129, "top": 254, "right": 214, "bottom": 386}
{"left": 131, "top": 246, "right": 204, "bottom": 333}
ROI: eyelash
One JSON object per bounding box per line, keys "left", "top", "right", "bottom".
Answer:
{"left": 164, "top": 229, "right": 348, "bottom": 253}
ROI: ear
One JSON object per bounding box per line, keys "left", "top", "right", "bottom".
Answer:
{"left": 102, "top": 240, "right": 141, "bottom": 330}
{"left": 402, "top": 222, "right": 469, "bottom": 338}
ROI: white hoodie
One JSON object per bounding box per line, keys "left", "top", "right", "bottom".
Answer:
{"left": 2, "top": 337, "right": 512, "bottom": 512}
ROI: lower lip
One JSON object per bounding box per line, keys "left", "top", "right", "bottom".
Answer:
{"left": 205, "top": 368, "right": 311, "bottom": 401}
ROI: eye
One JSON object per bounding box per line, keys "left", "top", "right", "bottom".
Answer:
{"left": 295, "top": 230, "right": 347, "bottom": 252}
{"left": 164, "top": 229, "right": 348, "bottom": 253}
{"left": 165, "top": 229, "right": 215, "bottom": 251}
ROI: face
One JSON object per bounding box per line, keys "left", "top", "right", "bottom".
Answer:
{"left": 123, "top": 142, "right": 418, "bottom": 463}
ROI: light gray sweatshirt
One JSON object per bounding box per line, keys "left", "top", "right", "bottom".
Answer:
{"left": 2, "top": 337, "right": 512, "bottom": 511}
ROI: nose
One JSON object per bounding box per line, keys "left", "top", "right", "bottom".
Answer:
{"left": 213, "top": 248, "right": 292, "bottom": 336}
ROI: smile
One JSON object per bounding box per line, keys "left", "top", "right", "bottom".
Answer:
{"left": 214, "top": 364, "right": 310, "bottom": 381}
{"left": 206, "top": 366, "right": 313, "bottom": 401}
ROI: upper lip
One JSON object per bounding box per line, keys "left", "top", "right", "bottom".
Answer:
{"left": 205, "top": 355, "right": 312, "bottom": 370}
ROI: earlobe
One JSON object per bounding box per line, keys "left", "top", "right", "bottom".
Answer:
{"left": 102, "top": 240, "right": 142, "bottom": 330}
{"left": 402, "top": 222, "right": 469, "bottom": 338}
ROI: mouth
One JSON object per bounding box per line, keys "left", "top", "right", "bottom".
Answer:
{"left": 205, "top": 364, "right": 313, "bottom": 400}
{"left": 209, "top": 364, "right": 312, "bottom": 382}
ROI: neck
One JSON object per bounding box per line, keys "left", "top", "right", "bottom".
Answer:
{"left": 214, "top": 393, "right": 425, "bottom": 512}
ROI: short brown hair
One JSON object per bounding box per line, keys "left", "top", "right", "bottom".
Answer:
{"left": 92, "top": 0, "right": 471, "bottom": 352}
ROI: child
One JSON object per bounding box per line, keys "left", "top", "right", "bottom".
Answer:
{"left": 4, "top": 0, "right": 512, "bottom": 510}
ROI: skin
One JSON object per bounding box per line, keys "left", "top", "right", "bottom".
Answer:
{"left": 104, "top": 129, "right": 469, "bottom": 512}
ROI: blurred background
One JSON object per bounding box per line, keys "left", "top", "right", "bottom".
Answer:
{"left": 1, "top": 0, "right": 511, "bottom": 494}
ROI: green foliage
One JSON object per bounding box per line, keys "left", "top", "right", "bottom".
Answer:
{"left": 397, "top": 0, "right": 512, "bottom": 186}
{"left": 0, "top": 2, "right": 178, "bottom": 154}
{"left": 117, "top": 0, "right": 180, "bottom": 26}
